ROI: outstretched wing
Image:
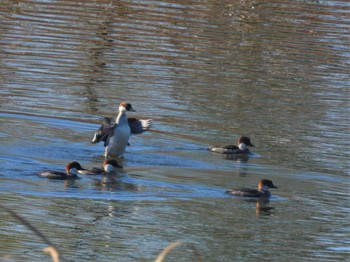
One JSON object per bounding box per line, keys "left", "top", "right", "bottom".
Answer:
{"left": 91, "top": 123, "right": 115, "bottom": 147}
{"left": 91, "top": 117, "right": 151, "bottom": 146}
{"left": 128, "top": 118, "right": 152, "bottom": 134}
{"left": 101, "top": 117, "right": 114, "bottom": 125}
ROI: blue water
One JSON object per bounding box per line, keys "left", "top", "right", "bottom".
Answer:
{"left": 1, "top": 0, "right": 349, "bottom": 261}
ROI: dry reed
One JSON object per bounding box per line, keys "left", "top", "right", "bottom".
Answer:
{"left": 1, "top": 204, "right": 203, "bottom": 261}
{"left": 0, "top": 204, "right": 61, "bottom": 262}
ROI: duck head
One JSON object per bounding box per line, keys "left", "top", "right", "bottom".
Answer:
{"left": 238, "top": 136, "right": 254, "bottom": 150}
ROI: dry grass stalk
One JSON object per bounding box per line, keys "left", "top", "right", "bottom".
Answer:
{"left": 44, "top": 246, "right": 60, "bottom": 262}
{"left": 155, "top": 241, "right": 183, "bottom": 262}
{"left": 155, "top": 241, "right": 203, "bottom": 262}
{"left": 0, "top": 204, "right": 61, "bottom": 262}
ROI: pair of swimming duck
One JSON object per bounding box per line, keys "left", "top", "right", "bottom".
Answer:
{"left": 40, "top": 102, "right": 278, "bottom": 198}
{"left": 209, "top": 137, "right": 277, "bottom": 198}
{"left": 38, "top": 159, "right": 122, "bottom": 179}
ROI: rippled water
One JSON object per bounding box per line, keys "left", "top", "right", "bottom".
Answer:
{"left": 0, "top": 0, "right": 349, "bottom": 261}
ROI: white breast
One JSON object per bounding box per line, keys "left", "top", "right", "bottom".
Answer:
{"left": 106, "top": 124, "right": 131, "bottom": 157}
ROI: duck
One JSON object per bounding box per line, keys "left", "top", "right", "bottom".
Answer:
{"left": 103, "top": 159, "right": 123, "bottom": 173}
{"left": 91, "top": 102, "right": 152, "bottom": 158}
{"left": 78, "top": 159, "right": 123, "bottom": 175}
{"left": 38, "top": 161, "right": 83, "bottom": 179}
{"left": 226, "top": 179, "right": 278, "bottom": 198}
{"left": 95, "top": 160, "right": 125, "bottom": 187}
{"left": 209, "top": 136, "right": 254, "bottom": 154}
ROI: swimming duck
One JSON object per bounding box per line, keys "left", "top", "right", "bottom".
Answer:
{"left": 38, "top": 161, "right": 83, "bottom": 179}
{"left": 226, "top": 179, "right": 278, "bottom": 198}
{"left": 103, "top": 159, "right": 123, "bottom": 173}
{"left": 209, "top": 136, "right": 254, "bottom": 154}
{"left": 77, "top": 159, "right": 123, "bottom": 175}
{"left": 91, "top": 102, "right": 152, "bottom": 158}
{"left": 94, "top": 160, "right": 125, "bottom": 187}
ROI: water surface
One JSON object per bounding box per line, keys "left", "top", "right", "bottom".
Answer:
{"left": 0, "top": 0, "right": 349, "bottom": 261}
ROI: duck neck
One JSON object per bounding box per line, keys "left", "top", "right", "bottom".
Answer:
{"left": 68, "top": 168, "right": 77, "bottom": 176}
{"left": 238, "top": 143, "right": 247, "bottom": 151}
{"left": 116, "top": 107, "right": 127, "bottom": 124}
{"left": 259, "top": 185, "right": 269, "bottom": 192}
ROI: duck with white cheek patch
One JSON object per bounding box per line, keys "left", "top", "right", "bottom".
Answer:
{"left": 38, "top": 161, "right": 83, "bottom": 180}
{"left": 226, "top": 179, "right": 278, "bottom": 198}
{"left": 77, "top": 160, "right": 123, "bottom": 175}
{"left": 209, "top": 136, "right": 254, "bottom": 154}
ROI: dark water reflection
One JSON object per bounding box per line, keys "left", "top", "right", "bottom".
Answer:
{"left": 1, "top": 0, "right": 349, "bottom": 261}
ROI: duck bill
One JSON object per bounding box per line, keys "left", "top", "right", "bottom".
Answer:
{"left": 128, "top": 105, "right": 136, "bottom": 112}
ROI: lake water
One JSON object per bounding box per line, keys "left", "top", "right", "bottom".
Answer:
{"left": 0, "top": 0, "right": 349, "bottom": 261}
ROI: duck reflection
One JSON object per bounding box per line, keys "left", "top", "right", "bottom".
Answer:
{"left": 223, "top": 153, "right": 250, "bottom": 162}
{"left": 93, "top": 173, "right": 138, "bottom": 192}
{"left": 92, "top": 200, "right": 137, "bottom": 224}
{"left": 64, "top": 179, "right": 79, "bottom": 188}
{"left": 240, "top": 198, "right": 275, "bottom": 217}
{"left": 255, "top": 198, "right": 275, "bottom": 217}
